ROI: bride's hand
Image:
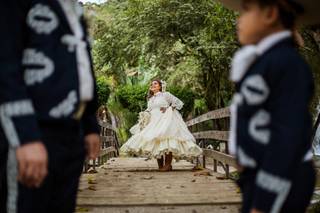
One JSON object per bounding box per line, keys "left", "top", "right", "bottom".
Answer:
{"left": 160, "top": 107, "right": 167, "bottom": 113}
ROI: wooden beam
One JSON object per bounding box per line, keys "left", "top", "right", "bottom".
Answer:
{"left": 193, "top": 131, "right": 229, "bottom": 141}
{"left": 186, "top": 107, "right": 230, "bottom": 127}
{"left": 101, "top": 136, "right": 114, "bottom": 143}
{"left": 202, "top": 149, "right": 237, "bottom": 168}
{"left": 98, "top": 120, "right": 116, "bottom": 131}
{"left": 99, "top": 146, "right": 117, "bottom": 157}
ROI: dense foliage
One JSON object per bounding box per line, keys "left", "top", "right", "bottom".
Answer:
{"left": 115, "top": 84, "right": 197, "bottom": 117}
{"left": 116, "top": 84, "right": 148, "bottom": 113}
{"left": 96, "top": 76, "right": 111, "bottom": 106}
{"left": 84, "top": 1, "right": 320, "bottom": 142}
{"left": 86, "top": 0, "right": 238, "bottom": 110}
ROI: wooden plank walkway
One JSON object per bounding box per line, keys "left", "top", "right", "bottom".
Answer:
{"left": 76, "top": 157, "right": 241, "bottom": 213}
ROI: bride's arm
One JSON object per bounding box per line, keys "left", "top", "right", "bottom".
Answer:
{"left": 145, "top": 100, "right": 151, "bottom": 112}
{"left": 164, "top": 92, "right": 184, "bottom": 110}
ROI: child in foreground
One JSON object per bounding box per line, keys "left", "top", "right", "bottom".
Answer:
{"left": 217, "top": 0, "right": 320, "bottom": 212}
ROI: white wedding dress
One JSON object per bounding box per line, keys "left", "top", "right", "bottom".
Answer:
{"left": 120, "top": 91, "right": 202, "bottom": 159}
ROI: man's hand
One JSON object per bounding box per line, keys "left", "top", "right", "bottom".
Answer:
{"left": 236, "top": 164, "right": 244, "bottom": 172}
{"left": 160, "top": 107, "right": 167, "bottom": 113}
{"left": 16, "top": 142, "right": 48, "bottom": 188}
{"left": 250, "top": 208, "right": 264, "bottom": 213}
{"left": 85, "top": 133, "right": 101, "bottom": 160}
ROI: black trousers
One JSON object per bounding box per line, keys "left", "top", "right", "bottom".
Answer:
{"left": 238, "top": 161, "right": 316, "bottom": 213}
{"left": 1, "top": 121, "right": 85, "bottom": 213}
{"left": 0, "top": 130, "right": 8, "bottom": 213}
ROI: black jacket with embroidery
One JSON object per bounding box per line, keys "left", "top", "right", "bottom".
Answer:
{"left": 233, "top": 38, "right": 314, "bottom": 213}
{"left": 0, "top": 0, "right": 99, "bottom": 146}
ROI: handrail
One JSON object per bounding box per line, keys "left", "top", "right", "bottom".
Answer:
{"left": 186, "top": 107, "right": 230, "bottom": 127}
{"left": 187, "top": 107, "right": 236, "bottom": 179}
{"left": 98, "top": 120, "right": 117, "bottom": 131}
{"left": 193, "top": 130, "right": 229, "bottom": 141}
{"left": 83, "top": 113, "right": 120, "bottom": 173}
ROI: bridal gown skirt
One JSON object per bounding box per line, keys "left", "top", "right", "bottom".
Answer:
{"left": 120, "top": 107, "right": 202, "bottom": 159}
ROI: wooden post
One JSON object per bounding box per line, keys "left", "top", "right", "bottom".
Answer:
{"left": 84, "top": 160, "right": 89, "bottom": 173}
{"left": 202, "top": 140, "right": 206, "bottom": 169}
{"left": 93, "top": 159, "right": 96, "bottom": 171}
{"left": 203, "top": 155, "right": 206, "bottom": 169}
{"left": 226, "top": 164, "right": 230, "bottom": 179}
{"left": 214, "top": 159, "right": 217, "bottom": 172}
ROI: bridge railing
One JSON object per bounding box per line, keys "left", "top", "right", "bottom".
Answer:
{"left": 186, "top": 107, "right": 237, "bottom": 178}
{"left": 83, "top": 120, "right": 119, "bottom": 173}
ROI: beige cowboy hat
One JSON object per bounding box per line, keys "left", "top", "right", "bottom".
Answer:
{"left": 215, "top": 0, "right": 320, "bottom": 25}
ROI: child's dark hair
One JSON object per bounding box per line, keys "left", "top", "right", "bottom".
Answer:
{"left": 243, "top": 0, "right": 304, "bottom": 29}
{"left": 147, "top": 79, "right": 162, "bottom": 100}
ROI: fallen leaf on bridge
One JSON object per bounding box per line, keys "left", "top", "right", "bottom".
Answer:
{"left": 75, "top": 207, "right": 89, "bottom": 212}
{"left": 142, "top": 176, "right": 154, "bottom": 180}
{"left": 216, "top": 176, "right": 227, "bottom": 180}
{"left": 88, "top": 179, "right": 98, "bottom": 184}
{"left": 192, "top": 165, "right": 203, "bottom": 171}
{"left": 88, "top": 186, "right": 97, "bottom": 191}
{"left": 236, "top": 187, "right": 241, "bottom": 193}
{"left": 87, "top": 168, "right": 98, "bottom": 174}
{"left": 193, "top": 171, "right": 213, "bottom": 177}
{"left": 87, "top": 176, "right": 96, "bottom": 184}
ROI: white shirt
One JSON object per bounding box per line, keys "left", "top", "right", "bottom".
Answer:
{"left": 230, "top": 30, "right": 292, "bottom": 83}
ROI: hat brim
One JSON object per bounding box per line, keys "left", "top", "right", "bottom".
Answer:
{"left": 215, "top": 0, "right": 320, "bottom": 25}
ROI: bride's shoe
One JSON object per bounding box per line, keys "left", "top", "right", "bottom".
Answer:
{"left": 159, "top": 153, "right": 173, "bottom": 171}
{"left": 159, "top": 165, "right": 172, "bottom": 172}
{"left": 157, "top": 157, "right": 164, "bottom": 169}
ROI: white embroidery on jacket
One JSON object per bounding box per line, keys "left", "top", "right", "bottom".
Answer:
{"left": 58, "top": 0, "right": 94, "bottom": 102}
{"left": 229, "top": 93, "right": 244, "bottom": 155}
{"left": 241, "top": 75, "right": 270, "bottom": 106}
{"left": 256, "top": 170, "right": 292, "bottom": 213}
{"left": 23, "top": 49, "right": 54, "bottom": 86}
{"left": 27, "top": 4, "right": 59, "bottom": 34}
{"left": 237, "top": 147, "right": 257, "bottom": 168}
{"left": 61, "top": 34, "right": 86, "bottom": 52}
{"left": 49, "top": 90, "right": 77, "bottom": 118}
{"left": 249, "top": 109, "right": 271, "bottom": 145}
{"left": 75, "top": 1, "right": 84, "bottom": 17}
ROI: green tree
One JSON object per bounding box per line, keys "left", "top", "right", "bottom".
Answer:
{"left": 85, "top": 0, "right": 238, "bottom": 110}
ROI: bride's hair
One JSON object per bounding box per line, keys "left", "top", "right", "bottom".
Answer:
{"left": 147, "top": 79, "right": 162, "bottom": 100}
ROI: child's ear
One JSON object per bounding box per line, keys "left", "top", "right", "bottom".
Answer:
{"left": 264, "top": 5, "right": 280, "bottom": 26}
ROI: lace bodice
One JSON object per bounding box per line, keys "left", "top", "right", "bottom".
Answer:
{"left": 146, "top": 92, "right": 183, "bottom": 111}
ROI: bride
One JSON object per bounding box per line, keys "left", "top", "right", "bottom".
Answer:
{"left": 120, "top": 79, "right": 202, "bottom": 171}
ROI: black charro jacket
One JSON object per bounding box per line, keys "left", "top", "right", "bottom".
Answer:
{"left": 0, "top": 0, "right": 99, "bottom": 148}
{"left": 233, "top": 38, "right": 314, "bottom": 213}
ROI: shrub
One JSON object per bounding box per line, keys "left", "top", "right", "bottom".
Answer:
{"left": 167, "top": 86, "right": 197, "bottom": 118}
{"left": 96, "top": 76, "right": 111, "bottom": 106}
{"left": 116, "top": 84, "right": 149, "bottom": 114}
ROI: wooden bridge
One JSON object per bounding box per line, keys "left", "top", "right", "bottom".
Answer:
{"left": 76, "top": 107, "right": 244, "bottom": 213}
{"left": 75, "top": 106, "right": 320, "bottom": 213}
